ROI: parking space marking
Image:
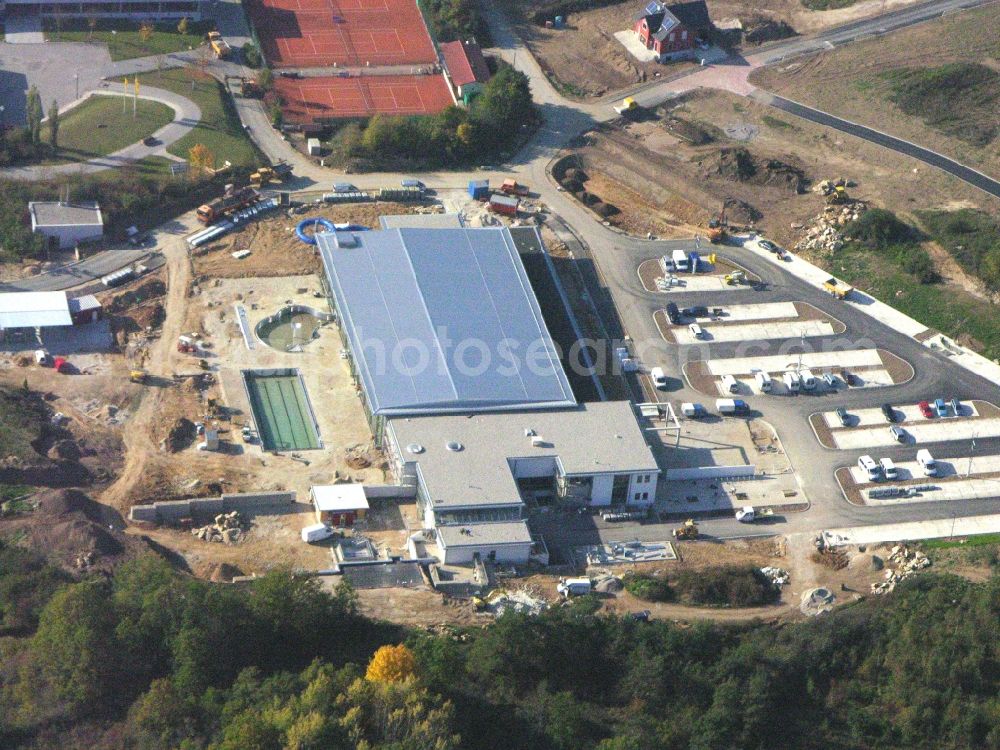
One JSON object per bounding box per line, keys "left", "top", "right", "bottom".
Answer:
{"left": 848, "top": 453, "right": 1000, "bottom": 484}
{"left": 712, "top": 302, "right": 799, "bottom": 321}
{"left": 705, "top": 349, "right": 883, "bottom": 376}
{"left": 822, "top": 402, "right": 977, "bottom": 429}
{"left": 831, "top": 416, "right": 1000, "bottom": 449}
{"left": 863, "top": 477, "right": 1000, "bottom": 505}
{"left": 673, "top": 319, "right": 837, "bottom": 344}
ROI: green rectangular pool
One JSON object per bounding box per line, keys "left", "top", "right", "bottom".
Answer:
{"left": 242, "top": 369, "right": 322, "bottom": 451}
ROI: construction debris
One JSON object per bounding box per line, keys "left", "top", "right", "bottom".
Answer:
{"left": 870, "top": 545, "right": 931, "bottom": 595}
{"left": 483, "top": 586, "right": 548, "bottom": 617}
{"left": 192, "top": 511, "right": 246, "bottom": 544}
{"left": 759, "top": 566, "right": 789, "bottom": 586}
{"left": 793, "top": 182, "right": 867, "bottom": 254}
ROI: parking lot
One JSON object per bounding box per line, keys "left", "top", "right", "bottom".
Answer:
{"left": 656, "top": 301, "right": 843, "bottom": 344}
{"left": 684, "top": 349, "right": 912, "bottom": 397}
{"left": 812, "top": 400, "right": 1000, "bottom": 449}
{"left": 837, "top": 452, "right": 1000, "bottom": 506}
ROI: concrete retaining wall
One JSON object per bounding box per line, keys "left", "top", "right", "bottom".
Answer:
{"left": 664, "top": 465, "right": 756, "bottom": 481}
{"left": 129, "top": 491, "right": 295, "bottom": 523}
{"left": 364, "top": 484, "right": 417, "bottom": 500}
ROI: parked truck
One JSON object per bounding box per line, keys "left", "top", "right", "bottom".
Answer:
{"left": 735, "top": 506, "right": 774, "bottom": 523}
{"left": 196, "top": 186, "right": 261, "bottom": 224}
{"left": 500, "top": 178, "right": 530, "bottom": 196}
{"left": 208, "top": 31, "right": 232, "bottom": 59}
{"left": 557, "top": 577, "right": 593, "bottom": 598}
{"left": 823, "top": 278, "right": 853, "bottom": 300}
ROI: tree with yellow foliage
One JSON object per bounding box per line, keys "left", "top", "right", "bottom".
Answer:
{"left": 188, "top": 143, "right": 215, "bottom": 174}
{"left": 365, "top": 644, "right": 416, "bottom": 683}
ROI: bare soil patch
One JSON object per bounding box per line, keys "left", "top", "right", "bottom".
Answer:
{"left": 191, "top": 202, "right": 421, "bottom": 279}
{"left": 751, "top": 6, "right": 1000, "bottom": 178}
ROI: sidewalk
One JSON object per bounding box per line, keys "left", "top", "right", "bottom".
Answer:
{"left": 824, "top": 513, "right": 1000, "bottom": 546}
{"left": 744, "top": 236, "right": 1000, "bottom": 386}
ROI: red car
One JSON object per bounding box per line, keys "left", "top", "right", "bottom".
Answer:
{"left": 918, "top": 400, "right": 934, "bottom": 419}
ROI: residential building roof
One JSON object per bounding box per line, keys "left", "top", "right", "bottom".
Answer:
{"left": 378, "top": 213, "right": 464, "bottom": 229}
{"left": 440, "top": 40, "right": 491, "bottom": 88}
{"left": 317, "top": 226, "right": 576, "bottom": 417}
{"left": 437, "top": 520, "right": 533, "bottom": 548}
{"left": 311, "top": 484, "right": 370, "bottom": 512}
{"left": 386, "top": 402, "right": 660, "bottom": 509}
{"left": 28, "top": 201, "right": 103, "bottom": 228}
{"left": 633, "top": 0, "right": 710, "bottom": 32}
{"left": 0, "top": 291, "right": 72, "bottom": 329}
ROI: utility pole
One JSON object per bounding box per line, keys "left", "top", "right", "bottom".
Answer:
{"left": 966, "top": 434, "right": 977, "bottom": 477}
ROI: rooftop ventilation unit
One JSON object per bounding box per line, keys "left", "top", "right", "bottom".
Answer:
{"left": 524, "top": 428, "right": 536, "bottom": 437}
{"left": 531, "top": 436, "right": 546, "bottom": 448}
{"left": 406, "top": 443, "right": 425, "bottom": 455}
{"left": 334, "top": 232, "right": 359, "bottom": 248}
{"left": 446, "top": 441, "right": 464, "bottom": 452}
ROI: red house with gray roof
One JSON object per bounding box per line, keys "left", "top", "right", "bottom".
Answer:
{"left": 440, "top": 39, "right": 491, "bottom": 104}
{"left": 633, "top": 0, "right": 711, "bottom": 61}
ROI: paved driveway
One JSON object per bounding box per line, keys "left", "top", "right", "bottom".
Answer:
{"left": 0, "top": 42, "right": 112, "bottom": 126}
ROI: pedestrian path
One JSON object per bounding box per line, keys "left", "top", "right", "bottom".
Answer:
{"left": 824, "top": 513, "right": 1000, "bottom": 546}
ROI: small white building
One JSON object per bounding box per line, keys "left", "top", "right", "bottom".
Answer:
{"left": 29, "top": 201, "right": 104, "bottom": 250}
{"left": 436, "top": 521, "right": 534, "bottom": 565}
{"left": 310, "top": 484, "right": 370, "bottom": 527}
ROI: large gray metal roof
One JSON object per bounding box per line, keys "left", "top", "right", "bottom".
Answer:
{"left": 317, "top": 227, "right": 576, "bottom": 417}
{"left": 0, "top": 291, "right": 72, "bottom": 329}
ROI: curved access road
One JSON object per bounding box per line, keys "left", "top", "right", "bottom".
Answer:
{"left": 0, "top": 87, "right": 201, "bottom": 181}
{"left": 753, "top": 92, "right": 1000, "bottom": 200}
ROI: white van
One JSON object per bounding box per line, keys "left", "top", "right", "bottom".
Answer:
{"left": 879, "top": 457, "right": 898, "bottom": 480}
{"left": 301, "top": 523, "right": 334, "bottom": 543}
{"left": 715, "top": 398, "right": 748, "bottom": 414}
{"left": 721, "top": 374, "right": 739, "bottom": 393}
{"left": 916, "top": 449, "right": 937, "bottom": 476}
{"left": 672, "top": 248, "right": 689, "bottom": 272}
{"left": 650, "top": 367, "right": 667, "bottom": 389}
{"left": 783, "top": 371, "right": 801, "bottom": 392}
{"left": 689, "top": 323, "right": 704, "bottom": 339}
{"left": 858, "top": 455, "right": 881, "bottom": 481}
{"left": 754, "top": 370, "right": 773, "bottom": 393}
{"left": 800, "top": 368, "right": 816, "bottom": 390}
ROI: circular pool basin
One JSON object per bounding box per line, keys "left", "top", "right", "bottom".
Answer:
{"left": 255, "top": 305, "right": 332, "bottom": 352}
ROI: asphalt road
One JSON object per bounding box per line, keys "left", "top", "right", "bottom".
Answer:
{"left": 754, "top": 92, "right": 1000, "bottom": 200}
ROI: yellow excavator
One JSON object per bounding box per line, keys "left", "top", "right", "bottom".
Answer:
{"left": 673, "top": 519, "right": 699, "bottom": 540}
{"left": 707, "top": 205, "right": 727, "bottom": 244}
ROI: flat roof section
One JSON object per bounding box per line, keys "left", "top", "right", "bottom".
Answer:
{"left": 29, "top": 201, "right": 103, "bottom": 227}
{"left": 387, "top": 402, "right": 659, "bottom": 509}
{"left": 0, "top": 291, "right": 72, "bottom": 328}
{"left": 311, "top": 484, "right": 370, "bottom": 512}
{"left": 318, "top": 227, "right": 577, "bottom": 417}
{"left": 438, "top": 520, "right": 533, "bottom": 548}
{"left": 379, "top": 213, "right": 464, "bottom": 229}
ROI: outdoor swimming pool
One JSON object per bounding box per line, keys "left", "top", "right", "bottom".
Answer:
{"left": 242, "top": 368, "right": 322, "bottom": 451}
{"left": 255, "top": 305, "right": 332, "bottom": 352}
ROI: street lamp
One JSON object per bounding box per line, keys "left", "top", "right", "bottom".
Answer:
{"left": 74, "top": 74, "right": 79, "bottom": 100}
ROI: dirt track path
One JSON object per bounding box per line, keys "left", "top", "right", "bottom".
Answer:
{"left": 99, "top": 219, "right": 193, "bottom": 513}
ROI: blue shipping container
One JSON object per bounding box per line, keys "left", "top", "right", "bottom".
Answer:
{"left": 468, "top": 179, "right": 490, "bottom": 200}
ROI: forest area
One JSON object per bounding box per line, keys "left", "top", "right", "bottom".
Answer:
{"left": 1, "top": 541, "right": 999, "bottom": 750}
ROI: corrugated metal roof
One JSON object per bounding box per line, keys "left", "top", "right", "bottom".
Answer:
{"left": 0, "top": 291, "right": 72, "bottom": 329}
{"left": 317, "top": 227, "right": 576, "bottom": 416}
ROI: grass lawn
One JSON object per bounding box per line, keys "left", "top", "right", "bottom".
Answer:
{"left": 136, "top": 68, "right": 260, "bottom": 169}
{"left": 44, "top": 18, "right": 210, "bottom": 62}
{"left": 44, "top": 95, "right": 174, "bottom": 165}
{"left": 923, "top": 534, "right": 1000, "bottom": 550}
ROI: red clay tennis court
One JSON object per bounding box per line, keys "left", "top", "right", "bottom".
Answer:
{"left": 274, "top": 74, "right": 455, "bottom": 122}
{"left": 248, "top": 0, "right": 437, "bottom": 69}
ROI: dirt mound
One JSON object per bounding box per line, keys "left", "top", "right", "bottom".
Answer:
{"left": 723, "top": 198, "right": 762, "bottom": 225}
{"left": 205, "top": 562, "right": 245, "bottom": 582}
{"left": 47, "top": 439, "right": 81, "bottom": 461}
{"left": 35, "top": 488, "right": 98, "bottom": 519}
{"left": 165, "top": 418, "right": 197, "bottom": 453}
{"left": 103, "top": 278, "right": 167, "bottom": 313}
{"left": 742, "top": 15, "right": 797, "bottom": 45}
{"left": 715, "top": 148, "right": 808, "bottom": 193}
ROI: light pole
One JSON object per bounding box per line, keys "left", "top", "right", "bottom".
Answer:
{"left": 74, "top": 74, "right": 79, "bottom": 100}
